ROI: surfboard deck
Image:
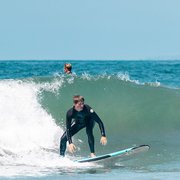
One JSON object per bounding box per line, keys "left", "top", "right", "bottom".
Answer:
{"left": 76, "top": 144, "right": 150, "bottom": 163}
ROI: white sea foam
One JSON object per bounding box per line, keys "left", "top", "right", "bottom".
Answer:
{"left": 0, "top": 80, "right": 93, "bottom": 177}
{"left": 0, "top": 80, "right": 61, "bottom": 153}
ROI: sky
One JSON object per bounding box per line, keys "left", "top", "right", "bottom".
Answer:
{"left": 0, "top": 0, "right": 180, "bottom": 60}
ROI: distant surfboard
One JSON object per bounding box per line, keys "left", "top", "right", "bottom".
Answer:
{"left": 76, "top": 145, "right": 150, "bottom": 163}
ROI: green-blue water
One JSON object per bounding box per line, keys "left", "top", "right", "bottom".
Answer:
{"left": 0, "top": 60, "right": 180, "bottom": 179}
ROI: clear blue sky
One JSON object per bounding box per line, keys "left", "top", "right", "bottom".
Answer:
{"left": 0, "top": 0, "right": 180, "bottom": 60}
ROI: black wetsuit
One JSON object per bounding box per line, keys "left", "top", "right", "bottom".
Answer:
{"left": 60, "top": 104, "right": 106, "bottom": 156}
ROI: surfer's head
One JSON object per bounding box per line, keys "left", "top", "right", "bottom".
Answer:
{"left": 73, "top": 95, "right": 84, "bottom": 111}
{"left": 64, "top": 63, "right": 72, "bottom": 74}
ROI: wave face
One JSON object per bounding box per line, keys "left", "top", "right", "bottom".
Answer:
{"left": 0, "top": 74, "right": 180, "bottom": 176}
{"left": 40, "top": 75, "right": 180, "bottom": 137}
{"left": 39, "top": 75, "right": 180, "bottom": 164}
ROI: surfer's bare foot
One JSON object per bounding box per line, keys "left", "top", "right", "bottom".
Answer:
{"left": 90, "top": 153, "right": 96, "bottom": 158}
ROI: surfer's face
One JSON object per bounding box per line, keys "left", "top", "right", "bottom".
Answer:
{"left": 74, "top": 101, "right": 84, "bottom": 111}
{"left": 64, "top": 67, "right": 70, "bottom": 74}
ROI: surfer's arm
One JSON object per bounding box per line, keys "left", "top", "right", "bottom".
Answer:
{"left": 93, "top": 113, "right": 106, "bottom": 137}
{"left": 86, "top": 106, "right": 106, "bottom": 137}
{"left": 66, "top": 110, "right": 77, "bottom": 154}
{"left": 92, "top": 112, "right": 107, "bottom": 145}
{"left": 66, "top": 112, "right": 73, "bottom": 144}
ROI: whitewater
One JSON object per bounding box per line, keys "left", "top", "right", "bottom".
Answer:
{"left": 0, "top": 60, "right": 180, "bottom": 180}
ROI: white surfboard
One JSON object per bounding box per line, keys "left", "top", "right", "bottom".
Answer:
{"left": 76, "top": 144, "right": 150, "bottom": 163}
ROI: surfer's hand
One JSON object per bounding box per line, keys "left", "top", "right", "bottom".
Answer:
{"left": 100, "top": 136, "right": 107, "bottom": 145}
{"left": 68, "top": 143, "right": 76, "bottom": 153}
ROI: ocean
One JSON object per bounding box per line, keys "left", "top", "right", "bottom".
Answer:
{"left": 0, "top": 60, "right": 180, "bottom": 179}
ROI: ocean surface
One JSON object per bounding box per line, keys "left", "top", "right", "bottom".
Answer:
{"left": 0, "top": 60, "right": 180, "bottom": 180}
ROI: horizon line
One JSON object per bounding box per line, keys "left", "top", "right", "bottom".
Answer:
{"left": 0, "top": 59, "right": 180, "bottom": 61}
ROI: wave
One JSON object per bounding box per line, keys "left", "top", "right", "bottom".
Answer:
{"left": 0, "top": 79, "right": 92, "bottom": 176}
{"left": 0, "top": 75, "right": 180, "bottom": 176}
{"left": 38, "top": 75, "right": 180, "bottom": 152}
{"left": 0, "top": 79, "right": 62, "bottom": 154}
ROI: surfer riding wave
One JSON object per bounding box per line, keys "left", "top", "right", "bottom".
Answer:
{"left": 60, "top": 95, "right": 107, "bottom": 158}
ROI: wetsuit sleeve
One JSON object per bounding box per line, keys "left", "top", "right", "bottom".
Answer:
{"left": 66, "top": 110, "right": 73, "bottom": 144}
{"left": 86, "top": 105, "right": 106, "bottom": 137}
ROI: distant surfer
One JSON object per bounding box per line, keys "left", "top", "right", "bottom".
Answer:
{"left": 60, "top": 95, "right": 107, "bottom": 158}
{"left": 64, "top": 63, "right": 72, "bottom": 74}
